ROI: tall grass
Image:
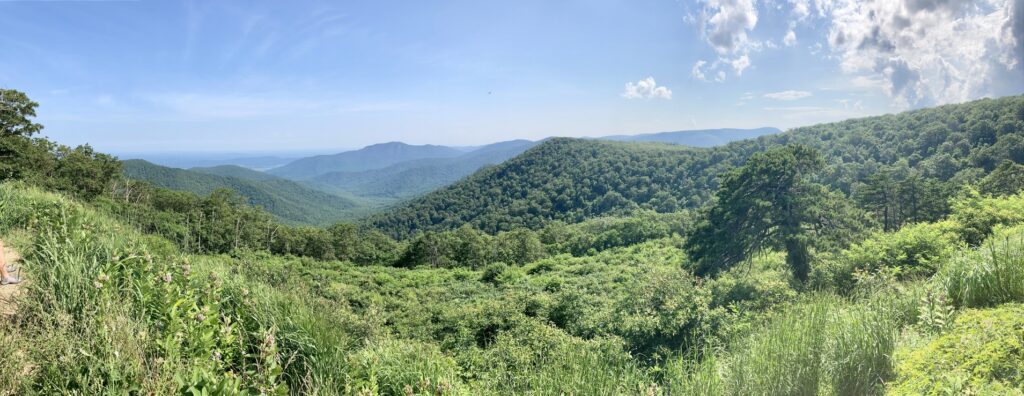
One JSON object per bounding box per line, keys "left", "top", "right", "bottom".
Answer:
{"left": 660, "top": 294, "right": 902, "bottom": 396}
{"left": 939, "top": 225, "right": 1024, "bottom": 308}
{"left": 726, "top": 297, "right": 833, "bottom": 395}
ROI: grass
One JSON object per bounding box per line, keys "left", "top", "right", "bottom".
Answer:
{"left": 939, "top": 225, "right": 1024, "bottom": 308}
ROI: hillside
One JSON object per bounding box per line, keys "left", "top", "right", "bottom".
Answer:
{"left": 268, "top": 142, "right": 465, "bottom": 179}
{"left": 600, "top": 127, "right": 781, "bottom": 147}
{"left": 367, "top": 95, "right": 1024, "bottom": 238}
{"left": 122, "top": 160, "right": 369, "bottom": 225}
{"left": 310, "top": 139, "right": 538, "bottom": 198}
{"left": 191, "top": 164, "right": 281, "bottom": 181}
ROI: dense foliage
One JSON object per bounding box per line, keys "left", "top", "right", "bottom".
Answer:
{"left": 368, "top": 96, "right": 1024, "bottom": 238}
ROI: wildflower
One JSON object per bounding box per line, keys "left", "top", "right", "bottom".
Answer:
{"left": 97, "top": 273, "right": 109, "bottom": 282}
{"left": 208, "top": 272, "right": 218, "bottom": 281}
{"left": 181, "top": 264, "right": 191, "bottom": 277}
{"left": 162, "top": 273, "right": 172, "bottom": 283}
{"left": 211, "top": 351, "right": 222, "bottom": 362}
{"left": 196, "top": 313, "right": 207, "bottom": 322}
{"left": 93, "top": 281, "right": 103, "bottom": 289}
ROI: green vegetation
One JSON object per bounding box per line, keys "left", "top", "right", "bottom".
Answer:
{"left": 368, "top": 95, "right": 1024, "bottom": 238}
{"left": 122, "top": 159, "right": 375, "bottom": 225}
{"left": 2, "top": 89, "right": 1024, "bottom": 394}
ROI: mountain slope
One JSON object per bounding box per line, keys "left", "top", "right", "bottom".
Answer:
{"left": 191, "top": 164, "right": 281, "bottom": 181}
{"left": 600, "top": 127, "right": 781, "bottom": 146}
{"left": 123, "top": 160, "right": 367, "bottom": 225}
{"left": 267, "top": 142, "right": 465, "bottom": 180}
{"left": 366, "top": 95, "right": 1024, "bottom": 238}
{"left": 309, "top": 139, "right": 538, "bottom": 198}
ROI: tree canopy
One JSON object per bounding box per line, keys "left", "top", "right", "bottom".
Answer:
{"left": 685, "top": 144, "right": 829, "bottom": 282}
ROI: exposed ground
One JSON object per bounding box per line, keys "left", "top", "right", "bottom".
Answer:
{"left": 0, "top": 247, "right": 23, "bottom": 318}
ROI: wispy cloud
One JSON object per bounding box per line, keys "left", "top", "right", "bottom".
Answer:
{"left": 764, "top": 90, "right": 812, "bottom": 100}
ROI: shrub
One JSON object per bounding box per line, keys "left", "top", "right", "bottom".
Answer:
{"left": 949, "top": 189, "right": 1024, "bottom": 245}
{"left": 889, "top": 304, "right": 1024, "bottom": 395}
{"left": 841, "top": 221, "right": 960, "bottom": 280}
{"left": 346, "top": 338, "right": 464, "bottom": 395}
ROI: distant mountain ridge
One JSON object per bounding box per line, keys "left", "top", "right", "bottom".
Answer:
{"left": 309, "top": 139, "right": 538, "bottom": 198}
{"left": 267, "top": 142, "right": 465, "bottom": 180}
{"left": 599, "top": 127, "right": 781, "bottom": 147}
{"left": 122, "top": 160, "right": 371, "bottom": 225}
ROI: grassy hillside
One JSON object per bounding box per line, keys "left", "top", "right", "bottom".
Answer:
{"left": 3, "top": 182, "right": 1024, "bottom": 394}
{"left": 310, "top": 140, "right": 538, "bottom": 198}
{"left": 600, "top": 127, "right": 781, "bottom": 146}
{"left": 367, "top": 95, "right": 1024, "bottom": 238}
{"left": 123, "top": 159, "right": 371, "bottom": 225}
{"left": 268, "top": 142, "right": 465, "bottom": 180}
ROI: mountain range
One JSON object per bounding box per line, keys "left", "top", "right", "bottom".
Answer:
{"left": 365, "top": 96, "right": 1024, "bottom": 237}
{"left": 122, "top": 160, "right": 374, "bottom": 225}
{"left": 122, "top": 127, "right": 788, "bottom": 224}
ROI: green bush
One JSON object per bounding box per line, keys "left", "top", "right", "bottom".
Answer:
{"left": 889, "top": 304, "right": 1024, "bottom": 395}
{"left": 841, "top": 221, "right": 960, "bottom": 280}
{"left": 950, "top": 189, "right": 1024, "bottom": 245}
{"left": 346, "top": 338, "right": 464, "bottom": 395}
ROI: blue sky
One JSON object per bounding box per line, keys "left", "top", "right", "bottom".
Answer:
{"left": 1, "top": 0, "right": 1021, "bottom": 153}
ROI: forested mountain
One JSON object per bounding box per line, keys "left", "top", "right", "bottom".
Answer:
{"left": 191, "top": 164, "right": 281, "bottom": 181}
{"left": 309, "top": 139, "right": 538, "bottom": 198}
{"left": 367, "top": 95, "right": 1024, "bottom": 238}
{"left": 121, "top": 153, "right": 299, "bottom": 170}
{"left": 122, "top": 159, "right": 368, "bottom": 224}
{"left": 268, "top": 142, "right": 465, "bottom": 179}
{"left": 600, "top": 127, "right": 781, "bottom": 147}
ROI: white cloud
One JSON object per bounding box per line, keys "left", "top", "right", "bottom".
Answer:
{"left": 783, "top": 29, "right": 797, "bottom": 46}
{"left": 693, "top": 0, "right": 764, "bottom": 80}
{"left": 622, "top": 77, "right": 673, "bottom": 99}
{"left": 797, "top": 0, "right": 1022, "bottom": 107}
{"left": 764, "top": 90, "right": 813, "bottom": 100}
{"left": 691, "top": 60, "right": 709, "bottom": 81}
{"left": 790, "top": 0, "right": 811, "bottom": 19}
{"left": 702, "top": 0, "right": 760, "bottom": 54}
{"left": 731, "top": 54, "right": 752, "bottom": 74}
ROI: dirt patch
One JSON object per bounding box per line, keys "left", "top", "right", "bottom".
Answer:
{"left": 0, "top": 247, "right": 24, "bottom": 318}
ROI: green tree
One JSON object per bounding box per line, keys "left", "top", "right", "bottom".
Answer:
{"left": 685, "top": 144, "right": 826, "bottom": 283}
{"left": 978, "top": 160, "right": 1024, "bottom": 196}
{"left": 0, "top": 88, "right": 43, "bottom": 137}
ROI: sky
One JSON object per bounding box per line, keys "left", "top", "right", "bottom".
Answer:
{"left": 1, "top": 0, "right": 1022, "bottom": 154}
